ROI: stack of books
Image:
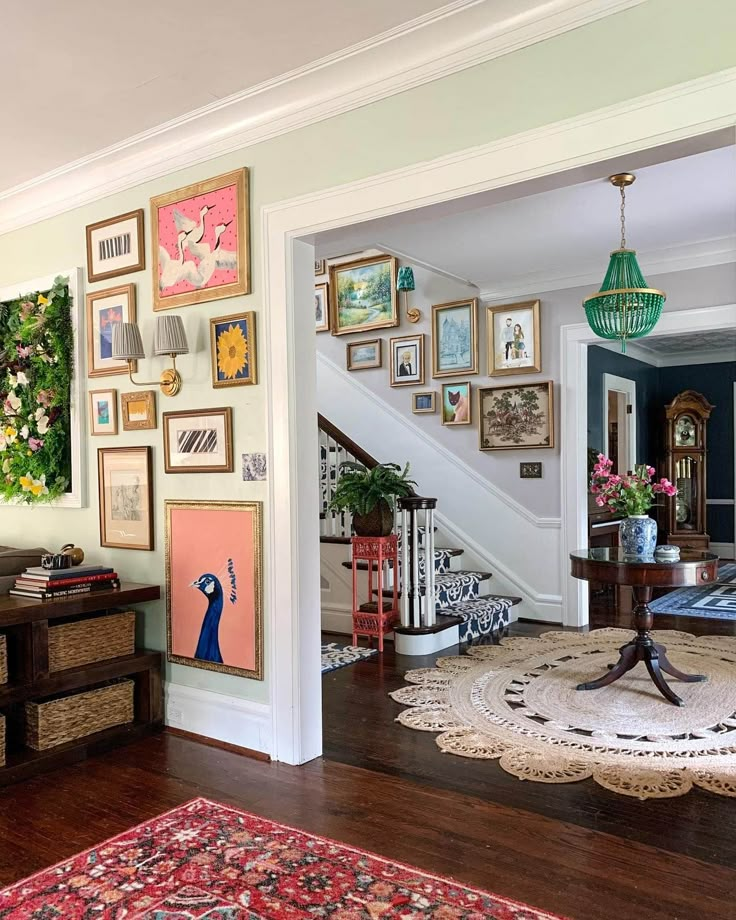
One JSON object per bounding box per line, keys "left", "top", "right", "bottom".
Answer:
{"left": 10, "top": 564, "right": 120, "bottom": 600}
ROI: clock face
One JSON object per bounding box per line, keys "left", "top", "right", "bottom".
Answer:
{"left": 675, "top": 415, "right": 696, "bottom": 447}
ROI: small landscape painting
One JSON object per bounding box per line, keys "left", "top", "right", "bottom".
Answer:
{"left": 412, "top": 392, "right": 436, "bottom": 414}
{"left": 479, "top": 381, "right": 554, "bottom": 451}
{"left": 347, "top": 339, "right": 382, "bottom": 371}
{"left": 121, "top": 390, "right": 156, "bottom": 431}
{"left": 432, "top": 299, "right": 478, "bottom": 378}
{"left": 329, "top": 255, "right": 398, "bottom": 335}
{"left": 210, "top": 312, "right": 257, "bottom": 388}
{"left": 441, "top": 381, "right": 471, "bottom": 426}
{"left": 488, "top": 300, "right": 542, "bottom": 376}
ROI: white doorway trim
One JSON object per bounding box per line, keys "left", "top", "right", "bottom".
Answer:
{"left": 263, "top": 69, "right": 736, "bottom": 765}
{"left": 602, "top": 373, "right": 638, "bottom": 472}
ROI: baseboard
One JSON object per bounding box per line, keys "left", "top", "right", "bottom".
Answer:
{"left": 712, "top": 542, "right": 735, "bottom": 560}
{"left": 165, "top": 682, "right": 272, "bottom": 756}
{"left": 321, "top": 601, "right": 353, "bottom": 635}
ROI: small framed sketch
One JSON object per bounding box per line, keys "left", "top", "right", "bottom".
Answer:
{"left": 121, "top": 390, "right": 156, "bottom": 430}
{"left": 441, "top": 381, "right": 471, "bottom": 426}
{"left": 98, "top": 446, "right": 154, "bottom": 551}
{"left": 85, "top": 209, "right": 145, "bottom": 283}
{"left": 314, "top": 259, "right": 326, "bottom": 276}
{"left": 329, "top": 254, "right": 398, "bottom": 336}
{"left": 163, "top": 407, "right": 233, "bottom": 473}
{"left": 315, "top": 283, "right": 330, "bottom": 333}
{"left": 89, "top": 389, "right": 118, "bottom": 436}
{"left": 488, "top": 300, "right": 541, "bottom": 376}
{"left": 520, "top": 462, "right": 543, "bottom": 479}
{"left": 412, "top": 392, "right": 436, "bottom": 414}
{"left": 210, "top": 311, "right": 257, "bottom": 387}
{"left": 432, "top": 298, "right": 478, "bottom": 378}
{"left": 390, "top": 334, "right": 424, "bottom": 387}
{"left": 86, "top": 283, "right": 136, "bottom": 378}
{"left": 478, "top": 381, "right": 554, "bottom": 451}
{"left": 347, "top": 338, "right": 382, "bottom": 371}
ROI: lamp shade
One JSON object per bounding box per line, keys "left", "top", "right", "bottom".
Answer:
{"left": 154, "top": 315, "right": 189, "bottom": 356}
{"left": 112, "top": 322, "right": 146, "bottom": 360}
{"left": 396, "top": 266, "right": 415, "bottom": 292}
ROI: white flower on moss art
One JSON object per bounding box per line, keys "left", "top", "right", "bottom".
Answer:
{"left": 3, "top": 426, "right": 18, "bottom": 445}
{"left": 2, "top": 458, "right": 10, "bottom": 473}
{"left": 15, "top": 371, "right": 29, "bottom": 386}
{"left": 19, "top": 425, "right": 29, "bottom": 440}
{"left": 7, "top": 374, "right": 17, "bottom": 388}
{"left": 5, "top": 391, "right": 21, "bottom": 414}
{"left": 34, "top": 408, "right": 49, "bottom": 435}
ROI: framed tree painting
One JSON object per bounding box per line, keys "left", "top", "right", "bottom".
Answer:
{"left": 162, "top": 407, "right": 233, "bottom": 473}
{"left": 390, "top": 334, "right": 424, "bottom": 387}
{"left": 478, "top": 381, "right": 554, "bottom": 451}
{"left": 151, "top": 168, "right": 250, "bottom": 311}
{"left": 210, "top": 311, "right": 257, "bottom": 387}
{"left": 98, "top": 446, "right": 154, "bottom": 550}
{"left": 86, "top": 284, "right": 136, "bottom": 378}
{"left": 85, "top": 209, "right": 145, "bottom": 283}
{"left": 165, "top": 500, "right": 263, "bottom": 680}
{"left": 432, "top": 298, "right": 478, "bottom": 378}
{"left": 487, "top": 300, "right": 542, "bottom": 376}
{"left": 329, "top": 254, "right": 398, "bottom": 335}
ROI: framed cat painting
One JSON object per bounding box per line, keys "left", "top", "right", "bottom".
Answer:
{"left": 441, "top": 381, "right": 471, "bottom": 426}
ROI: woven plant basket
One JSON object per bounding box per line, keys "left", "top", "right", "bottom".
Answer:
{"left": 48, "top": 610, "right": 136, "bottom": 673}
{"left": 25, "top": 679, "right": 134, "bottom": 751}
{"left": 0, "top": 634, "right": 6, "bottom": 686}
{"left": 0, "top": 713, "right": 5, "bottom": 767}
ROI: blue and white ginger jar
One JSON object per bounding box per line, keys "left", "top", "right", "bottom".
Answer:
{"left": 620, "top": 514, "right": 657, "bottom": 557}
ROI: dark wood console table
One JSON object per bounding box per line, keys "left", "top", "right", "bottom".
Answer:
{"left": 570, "top": 549, "right": 719, "bottom": 706}
{"left": 0, "top": 582, "right": 162, "bottom": 785}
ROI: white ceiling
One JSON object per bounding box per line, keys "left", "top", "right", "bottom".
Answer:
{"left": 636, "top": 329, "right": 736, "bottom": 357}
{"left": 1, "top": 0, "right": 450, "bottom": 191}
{"left": 315, "top": 145, "right": 736, "bottom": 297}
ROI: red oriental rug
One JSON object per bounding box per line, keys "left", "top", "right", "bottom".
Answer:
{"left": 0, "top": 798, "right": 566, "bottom": 919}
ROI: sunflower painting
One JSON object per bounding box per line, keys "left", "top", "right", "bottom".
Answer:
{"left": 209, "top": 312, "right": 257, "bottom": 388}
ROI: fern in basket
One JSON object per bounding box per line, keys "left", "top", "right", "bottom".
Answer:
{"left": 329, "top": 461, "right": 416, "bottom": 536}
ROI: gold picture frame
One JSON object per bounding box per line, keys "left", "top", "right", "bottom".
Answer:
{"left": 98, "top": 446, "right": 154, "bottom": 550}
{"left": 487, "top": 300, "right": 542, "bottom": 376}
{"left": 346, "top": 338, "right": 382, "bottom": 371}
{"left": 441, "top": 381, "right": 472, "bottom": 426}
{"left": 165, "top": 500, "right": 263, "bottom": 681}
{"left": 163, "top": 407, "right": 234, "bottom": 473}
{"left": 121, "top": 390, "right": 156, "bottom": 430}
{"left": 478, "top": 381, "right": 554, "bottom": 451}
{"left": 315, "top": 283, "right": 330, "bottom": 333}
{"left": 431, "top": 298, "right": 479, "bottom": 378}
{"left": 151, "top": 167, "right": 250, "bottom": 311}
{"left": 412, "top": 392, "right": 436, "bottom": 414}
{"left": 390, "top": 333, "right": 425, "bottom": 387}
{"left": 209, "top": 311, "right": 258, "bottom": 388}
{"left": 89, "top": 388, "right": 118, "bottom": 436}
{"left": 329, "top": 254, "right": 398, "bottom": 336}
{"left": 85, "top": 209, "right": 145, "bottom": 283}
{"left": 86, "top": 283, "right": 137, "bottom": 378}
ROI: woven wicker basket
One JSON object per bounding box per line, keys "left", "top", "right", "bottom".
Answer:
{"left": 48, "top": 610, "right": 135, "bottom": 673}
{"left": 0, "top": 713, "right": 5, "bottom": 767}
{"left": 25, "top": 679, "right": 134, "bottom": 751}
{"left": 0, "top": 634, "right": 6, "bottom": 686}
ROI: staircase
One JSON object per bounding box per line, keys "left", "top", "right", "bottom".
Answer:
{"left": 318, "top": 415, "right": 521, "bottom": 654}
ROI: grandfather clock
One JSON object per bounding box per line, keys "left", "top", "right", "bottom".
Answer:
{"left": 664, "top": 390, "right": 714, "bottom": 549}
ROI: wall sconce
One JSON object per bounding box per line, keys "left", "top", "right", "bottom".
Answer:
{"left": 397, "top": 266, "right": 420, "bottom": 323}
{"left": 112, "top": 316, "right": 189, "bottom": 397}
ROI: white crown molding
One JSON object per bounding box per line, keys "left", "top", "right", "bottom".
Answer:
{"left": 595, "top": 339, "right": 736, "bottom": 367}
{"left": 0, "top": 0, "right": 646, "bottom": 236}
{"left": 479, "top": 236, "right": 736, "bottom": 302}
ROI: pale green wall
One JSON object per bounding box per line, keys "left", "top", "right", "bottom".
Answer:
{"left": 0, "top": 0, "right": 733, "bottom": 707}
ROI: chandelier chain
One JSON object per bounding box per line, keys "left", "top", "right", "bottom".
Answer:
{"left": 619, "top": 184, "right": 626, "bottom": 249}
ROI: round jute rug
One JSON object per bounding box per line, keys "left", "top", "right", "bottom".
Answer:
{"left": 390, "top": 628, "right": 736, "bottom": 799}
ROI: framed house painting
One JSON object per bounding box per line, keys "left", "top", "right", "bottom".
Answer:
{"left": 163, "top": 407, "right": 233, "bottom": 473}
{"left": 432, "top": 298, "right": 479, "bottom": 378}
{"left": 347, "top": 338, "right": 382, "bottom": 371}
{"left": 488, "top": 300, "right": 542, "bottom": 376}
{"left": 85, "top": 209, "right": 145, "bottom": 283}
{"left": 412, "top": 392, "right": 436, "bottom": 414}
{"left": 151, "top": 167, "right": 250, "bottom": 311}
{"left": 86, "top": 284, "right": 136, "bottom": 378}
{"left": 210, "top": 311, "right": 257, "bottom": 387}
{"left": 315, "top": 283, "right": 330, "bottom": 333}
{"left": 390, "top": 334, "right": 424, "bottom": 387}
{"left": 441, "top": 381, "right": 471, "bottom": 426}
{"left": 97, "top": 446, "right": 154, "bottom": 550}
{"left": 89, "top": 388, "right": 118, "bottom": 436}
{"left": 329, "top": 254, "right": 398, "bottom": 335}
{"left": 121, "top": 390, "right": 156, "bottom": 430}
{"left": 165, "top": 500, "right": 263, "bottom": 680}
{"left": 478, "top": 381, "right": 554, "bottom": 451}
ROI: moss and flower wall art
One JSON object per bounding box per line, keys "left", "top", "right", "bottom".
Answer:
{"left": 0, "top": 276, "right": 73, "bottom": 502}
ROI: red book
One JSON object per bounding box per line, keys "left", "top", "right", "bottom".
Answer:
{"left": 11, "top": 580, "right": 120, "bottom": 599}
{"left": 17, "top": 572, "right": 119, "bottom": 588}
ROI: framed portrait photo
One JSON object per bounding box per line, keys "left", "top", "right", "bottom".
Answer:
{"left": 163, "top": 407, "right": 233, "bottom": 473}
{"left": 166, "top": 500, "right": 263, "bottom": 680}
{"left": 315, "top": 283, "right": 330, "bottom": 333}
{"left": 432, "top": 298, "right": 479, "bottom": 378}
{"left": 478, "top": 381, "right": 554, "bottom": 451}
{"left": 210, "top": 311, "right": 257, "bottom": 388}
{"left": 121, "top": 390, "right": 156, "bottom": 431}
{"left": 97, "top": 446, "right": 153, "bottom": 550}
{"left": 89, "top": 388, "right": 118, "bottom": 436}
{"left": 412, "top": 392, "right": 436, "bottom": 414}
{"left": 151, "top": 167, "right": 250, "bottom": 311}
{"left": 347, "top": 338, "right": 382, "bottom": 371}
{"left": 488, "top": 300, "right": 541, "bottom": 376}
{"left": 390, "top": 334, "right": 425, "bottom": 387}
{"left": 441, "top": 381, "right": 472, "bottom": 426}
{"left": 86, "top": 283, "right": 136, "bottom": 378}
{"left": 85, "top": 209, "right": 145, "bottom": 283}
{"left": 329, "top": 254, "right": 398, "bottom": 336}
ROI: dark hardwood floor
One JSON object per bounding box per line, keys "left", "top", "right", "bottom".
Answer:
{"left": 1, "top": 597, "right": 735, "bottom": 920}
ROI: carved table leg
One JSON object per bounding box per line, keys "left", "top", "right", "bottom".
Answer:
{"left": 576, "top": 642, "right": 638, "bottom": 691}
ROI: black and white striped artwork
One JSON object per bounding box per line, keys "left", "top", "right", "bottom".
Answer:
{"left": 177, "top": 428, "right": 218, "bottom": 455}
{"left": 86, "top": 210, "right": 144, "bottom": 283}
{"left": 98, "top": 232, "right": 132, "bottom": 262}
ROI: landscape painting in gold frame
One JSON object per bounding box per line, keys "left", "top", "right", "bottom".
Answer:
{"left": 329, "top": 254, "right": 398, "bottom": 336}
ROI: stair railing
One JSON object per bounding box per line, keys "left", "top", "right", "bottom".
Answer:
{"left": 398, "top": 495, "right": 437, "bottom": 629}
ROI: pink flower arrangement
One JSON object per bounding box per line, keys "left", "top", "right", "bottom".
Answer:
{"left": 590, "top": 454, "right": 677, "bottom": 517}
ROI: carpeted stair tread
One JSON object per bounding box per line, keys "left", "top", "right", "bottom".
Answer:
{"left": 450, "top": 595, "right": 521, "bottom": 620}
{"left": 342, "top": 546, "right": 463, "bottom": 573}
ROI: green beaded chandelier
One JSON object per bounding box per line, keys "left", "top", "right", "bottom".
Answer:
{"left": 584, "top": 173, "right": 665, "bottom": 353}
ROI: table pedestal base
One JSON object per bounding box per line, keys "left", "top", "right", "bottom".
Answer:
{"left": 576, "top": 586, "right": 707, "bottom": 706}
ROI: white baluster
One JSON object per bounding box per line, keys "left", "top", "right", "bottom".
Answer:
{"left": 411, "top": 509, "right": 421, "bottom": 628}
{"left": 425, "top": 508, "right": 436, "bottom": 627}
{"left": 400, "top": 506, "right": 409, "bottom": 627}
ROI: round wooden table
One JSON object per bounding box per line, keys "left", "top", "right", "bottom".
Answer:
{"left": 570, "top": 548, "right": 719, "bottom": 706}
